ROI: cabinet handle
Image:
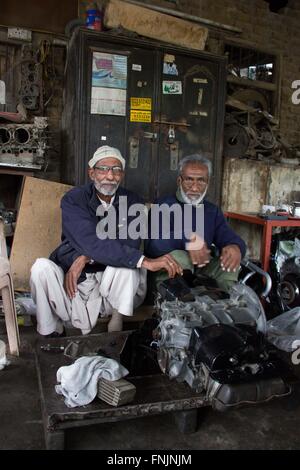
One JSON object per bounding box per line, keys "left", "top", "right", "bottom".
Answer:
{"left": 153, "top": 120, "right": 191, "bottom": 127}
{"left": 143, "top": 132, "right": 157, "bottom": 141}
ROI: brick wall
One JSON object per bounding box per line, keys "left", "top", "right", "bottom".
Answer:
{"left": 176, "top": 0, "right": 300, "bottom": 144}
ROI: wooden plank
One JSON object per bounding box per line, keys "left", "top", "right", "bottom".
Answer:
{"left": 10, "top": 176, "right": 72, "bottom": 291}
{"left": 104, "top": 0, "right": 208, "bottom": 51}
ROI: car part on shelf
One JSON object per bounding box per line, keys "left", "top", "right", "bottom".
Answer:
{"left": 0, "top": 117, "right": 49, "bottom": 169}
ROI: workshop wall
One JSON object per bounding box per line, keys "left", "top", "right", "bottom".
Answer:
{"left": 2, "top": 0, "right": 300, "bottom": 181}
{"left": 0, "top": 28, "right": 66, "bottom": 182}
{"left": 139, "top": 0, "right": 300, "bottom": 143}
{"left": 222, "top": 158, "right": 300, "bottom": 259}
{"left": 0, "top": 0, "right": 78, "bottom": 35}
{"left": 178, "top": 0, "right": 300, "bottom": 145}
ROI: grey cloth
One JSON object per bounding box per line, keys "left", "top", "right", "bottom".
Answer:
{"left": 55, "top": 355, "right": 129, "bottom": 408}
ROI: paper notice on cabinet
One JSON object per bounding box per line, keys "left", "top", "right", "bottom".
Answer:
{"left": 162, "top": 80, "right": 182, "bottom": 94}
{"left": 130, "top": 97, "right": 152, "bottom": 110}
{"left": 91, "top": 87, "right": 126, "bottom": 116}
{"left": 0, "top": 81, "right": 5, "bottom": 104}
{"left": 130, "top": 109, "right": 151, "bottom": 122}
{"left": 92, "top": 52, "right": 127, "bottom": 89}
{"left": 132, "top": 64, "right": 142, "bottom": 71}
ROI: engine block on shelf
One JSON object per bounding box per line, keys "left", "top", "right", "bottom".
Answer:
{"left": 0, "top": 117, "right": 48, "bottom": 169}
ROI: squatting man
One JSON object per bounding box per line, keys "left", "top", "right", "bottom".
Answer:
{"left": 145, "top": 154, "right": 246, "bottom": 292}
{"left": 30, "top": 146, "right": 183, "bottom": 337}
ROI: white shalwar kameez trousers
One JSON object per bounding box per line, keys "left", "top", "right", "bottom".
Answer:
{"left": 30, "top": 258, "right": 147, "bottom": 335}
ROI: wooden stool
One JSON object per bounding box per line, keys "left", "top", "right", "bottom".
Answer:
{"left": 0, "top": 220, "right": 20, "bottom": 356}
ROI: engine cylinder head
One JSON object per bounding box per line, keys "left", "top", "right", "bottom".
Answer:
{"left": 14, "top": 127, "right": 31, "bottom": 144}
{"left": 0, "top": 127, "right": 11, "bottom": 144}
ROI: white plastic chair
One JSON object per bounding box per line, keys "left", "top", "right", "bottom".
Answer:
{"left": 0, "top": 218, "right": 20, "bottom": 356}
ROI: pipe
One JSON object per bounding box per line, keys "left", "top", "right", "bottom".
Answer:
{"left": 241, "top": 259, "right": 272, "bottom": 298}
{"left": 123, "top": 0, "right": 242, "bottom": 34}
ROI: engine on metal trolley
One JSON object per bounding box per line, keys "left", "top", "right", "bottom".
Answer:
{"left": 121, "top": 263, "right": 290, "bottom": 411}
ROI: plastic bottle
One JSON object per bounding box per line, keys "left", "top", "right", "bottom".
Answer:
{"left": 86, "top": 7, "right": 102, "bottom": 31}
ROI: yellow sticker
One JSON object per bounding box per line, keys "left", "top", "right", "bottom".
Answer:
{"left": 164, "top": 53, "right": 175, "bottom": 63}
{"left": 130, "top": 109, "right": 152, "bottom": 122}
{"left": 130, "top": 97, "right": 152, "bottom": 110}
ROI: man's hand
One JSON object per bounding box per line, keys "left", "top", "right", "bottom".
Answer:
{"left": 64, "top": 255, "right": 90, "bottom": 299}
{"left": 220, "top": 244, "right": 241, "bottom": 272}
{"left": 186, "top": 232, "right": 211, "bottom": 267}
{"left": 142, "top": 254, "right": 183, "bottom": 278}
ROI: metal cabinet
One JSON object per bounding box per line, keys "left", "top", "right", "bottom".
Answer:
{"left": 62, "top": 28, "right": 226, "bottom": 203}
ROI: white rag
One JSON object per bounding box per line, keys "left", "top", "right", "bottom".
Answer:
{"left": 55, "top": 355, "right": 129, "bottom": 408}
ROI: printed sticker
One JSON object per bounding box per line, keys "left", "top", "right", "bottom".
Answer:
{"left": 130, "top": 109, "right": 152, "bottom": 122}
{"left": 193, "top": 78, "right": 208, "bottom": 84}
{"left": 189, "top": 110, "right": 208, "bottom": 117}
{"left": 163, "top": 62, "right": 178, "bottom": 76}
{"left": 162, "top": 81, "right": 182, "bottom": 94}
{"left": 92, "top": 52, "right": 127, "bottom": 90}
{"left": 91, "top": 87, "right": 126, "bottom": 116}
{"left": 164, "top": 54, "right": 175, "bottom": 63}
{"left": 132, "top": 64, "right": 142, "bottom": 72}
{"left": 130, "top": 97, "right": 152, "bottom": 110}
{"left": 198, "top": 89, "right": 203, "bottom": 106}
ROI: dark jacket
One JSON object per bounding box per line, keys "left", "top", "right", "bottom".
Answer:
{"left": 145, "top": 195, "right": 246, "bottom": 258}
{"left": 50, "top": 183, "right": 144, "bottom": 282}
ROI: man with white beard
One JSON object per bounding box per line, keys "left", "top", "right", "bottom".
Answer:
{"left": 145, "top": 154, "right": 246, "bottom": 292}
{"left": 30, "top": 146, "right": 182, "bottom": 337}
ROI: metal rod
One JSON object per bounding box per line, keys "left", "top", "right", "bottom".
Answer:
{"left": 154, "top": 120, "right": 191, "bottom": 127}
{"left": 241, "top": 259, "right": 272, "bottom": 298}
{"left": 123, "top": 0, "right": 242, "bottom": 34}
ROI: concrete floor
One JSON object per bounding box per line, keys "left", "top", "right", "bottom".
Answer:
{"left": 1, "top": 320, "right": 300, "bottom": 450}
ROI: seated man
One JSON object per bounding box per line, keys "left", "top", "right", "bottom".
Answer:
{"left": 145, "top": 153, "right": 246, "bottom": 292}
{"left": 30, "top": 145, "right": 182, "bottom": 337}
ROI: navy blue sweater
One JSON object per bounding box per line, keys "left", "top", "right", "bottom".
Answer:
{"left": 145, "top": 195, "right": 246, "bottom": 259}
{"left": 50, "top": 183, "right": 144, "bottom": 281}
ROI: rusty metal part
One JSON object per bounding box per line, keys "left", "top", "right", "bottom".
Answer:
{"left": 0, "top": 118, "right": 49, "bottom": 169}
{"left": 153, "top": 120, "right": 191, "bottom": 127}
{"left": 231, "top": 89, "right": 269, "bottom": 113}
{"left": 223, "top": 122, "right": 250, "bottom": 158}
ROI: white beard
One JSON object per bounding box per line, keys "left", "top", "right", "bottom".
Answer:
{"left": 94, "top": 180, "right": 119, "bottom": 196}
{"left": 180, "top": 185, "right": 207, "bottom": 206}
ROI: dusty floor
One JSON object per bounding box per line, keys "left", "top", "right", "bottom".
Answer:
{"left": 1, "top": 320, "right": 300, "bottom": 451}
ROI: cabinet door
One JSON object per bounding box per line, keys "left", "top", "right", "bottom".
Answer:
{"left": 124, "top": 48, "right": 157, "bottom": 202}
{"left": 83, "top": 41, "right": 157, "bottom": 202}
{"left": 67, "top": 31, "right": 225, "bottom": 204}
{"left": 87, "top": 46, "right": 130, "bottom": 175}
{"left": 125, "top": 49, "right": 225, "bottom": 202}
{"left": 156, "top": 51, "right": 221, "bottom": 202}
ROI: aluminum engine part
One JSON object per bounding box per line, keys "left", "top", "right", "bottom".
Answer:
{"left": 0, "top": 119, "right": 48, "bottom": 169}
{"left": 156, "top": 283, "right": 267, "bottom": 391}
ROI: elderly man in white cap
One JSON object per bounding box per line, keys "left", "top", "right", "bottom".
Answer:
{"left": 30, "top": 146, "right": 182, "bottom": 337}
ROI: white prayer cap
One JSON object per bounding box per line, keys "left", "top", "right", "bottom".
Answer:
{"left": 88, "top": 145, "right": 126, "bottom": 169}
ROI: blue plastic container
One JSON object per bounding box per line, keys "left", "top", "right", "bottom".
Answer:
{"left": 86, "top": 8, "right": 102, "bottom": 30}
